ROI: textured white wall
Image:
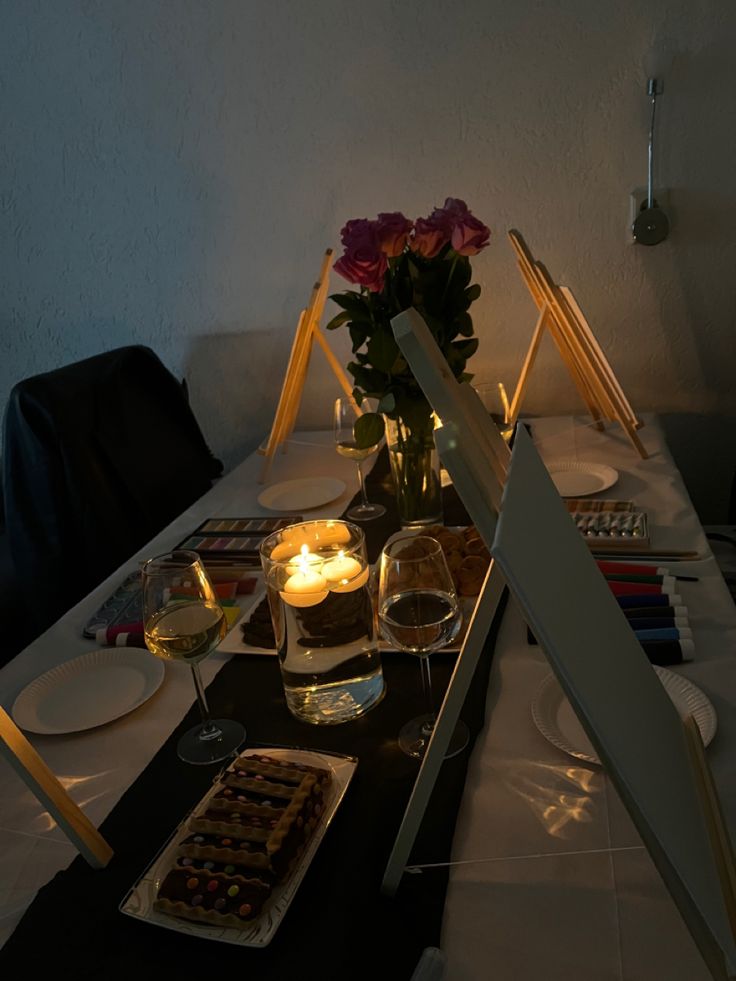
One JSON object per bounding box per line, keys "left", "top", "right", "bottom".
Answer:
{"left": 2, "top": 0, "right": 735, "bottom": 518}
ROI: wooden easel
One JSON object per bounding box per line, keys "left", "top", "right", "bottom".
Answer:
{"left": 0, "top": 707, "right": 113, "bottom": 868}
{"left": 507, "top": 229, "right": 648, "bottom": 459}
{"left": 258, "top": 249, "right": 357, "bottom": 483}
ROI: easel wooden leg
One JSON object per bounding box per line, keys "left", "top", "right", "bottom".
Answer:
{"left": 0, "top": 708, "right": 113, "bottom": 868}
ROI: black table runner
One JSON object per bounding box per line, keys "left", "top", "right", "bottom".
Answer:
{"left": 2, "top": 450, "right": 507, "bottom": 981}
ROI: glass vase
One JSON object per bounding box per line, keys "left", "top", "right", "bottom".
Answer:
{"left": 384, "top": 415, "right": 443, "bottom": 529}
{"left": 259, "top": 520, "right": 385, "bottom": 725}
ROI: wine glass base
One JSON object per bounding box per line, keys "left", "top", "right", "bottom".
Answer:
{"left": 346, "top": 502, "right": 386, "bottom": 521}
{"left": 177, "top": 719, "right": 246, "bottom": 766}
{"left": 398, "top": 713, "right": 469, "bottom": 760}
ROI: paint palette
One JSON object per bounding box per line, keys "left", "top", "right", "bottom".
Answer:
{"left": 176, "top": 517, "right": 303, "bottom": 560}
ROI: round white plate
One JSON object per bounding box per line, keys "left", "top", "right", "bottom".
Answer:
{"left": 257, "top": 476, "right": 346, "bottom": 512}
{"left": 531, "top": 667, "right": 717, "bottom": 765}
{"left": 12, "top": 648, "right": 165, "bottom": 735}
{"left": 546, "top": 460, "right": 618, "bottom": 497}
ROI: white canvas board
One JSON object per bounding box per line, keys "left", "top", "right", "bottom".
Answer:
{"left": 385, "top": 304, "right": 736, "bottom": 979}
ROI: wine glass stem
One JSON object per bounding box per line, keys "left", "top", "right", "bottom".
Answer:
{"left": 190, "top": 663, "right": 219, "bottom": 739}
{"left": 356, "top": 461, "right": 369, "bottom": 507}
{"left": 419, "top": 655, "right": 436, "bottom": 735}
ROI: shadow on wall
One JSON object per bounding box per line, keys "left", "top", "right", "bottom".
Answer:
{"left": 184, "top": 325, "right": 352, "bottom": 474}
{"left": 184, "top": 331, "right": 283, "bottom": 473}
{"left": 660, "top": 413, "right": 736, "bottom": 524}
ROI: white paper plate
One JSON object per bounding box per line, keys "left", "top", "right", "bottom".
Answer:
{"left": 257, "top": 477, "right": 346, "bottom": 512}
{"left": 120, "top": 747, "right": 357, "bottom": 947}
{"left": 12, "top": 648, "right": 165, "bottom": 735}
{"left": 546, "top": 461, "right": 619, "bottom": 496}
{"left": 531, "top": 667, "right": 717, "bottom": 765}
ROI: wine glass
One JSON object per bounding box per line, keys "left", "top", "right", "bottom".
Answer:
{"left": 378, "top": 536, "right": 467, "bottom": 759}
{"left": 334, "top": 397, "right": 386, "bottom": 521}
{"left": 473, "top": 380, "right": 515, "bottom": 443}
{"left": 142, "top": 549, "right": 246, "bottom": 765}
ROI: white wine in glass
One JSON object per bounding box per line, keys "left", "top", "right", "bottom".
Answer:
{"left": 334, "top": 397, "right": 386, "bottom": 521}
{"left": 142, "top": 550, "right": 246, "bottom": 765}
{"left": 378, "top": 536, "right": 466, "bottom": 759}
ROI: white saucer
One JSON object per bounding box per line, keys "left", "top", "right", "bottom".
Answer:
{"left": 12, "top": 648, "right": 165, "bottom": 735}
{"left": 546, "top": 460, "right": 618, "bottom": 496}
{"left": 257, "top": 476, "right": 346, "bottom": 511}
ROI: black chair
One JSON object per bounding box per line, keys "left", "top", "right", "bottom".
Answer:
{"left": 2, "top": 345, "right": 223, "bottom": 642}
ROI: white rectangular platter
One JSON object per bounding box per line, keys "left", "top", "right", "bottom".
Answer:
{"left": 119, "top": 747, "right": 358, "bottom": 947}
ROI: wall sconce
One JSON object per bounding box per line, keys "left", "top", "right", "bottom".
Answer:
{"left": 631, "top": 77, "right": 670, "bottom": 246}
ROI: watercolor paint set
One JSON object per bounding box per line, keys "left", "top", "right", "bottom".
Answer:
{"left": 175, "top": 516, "right": 303, "bottom": 561}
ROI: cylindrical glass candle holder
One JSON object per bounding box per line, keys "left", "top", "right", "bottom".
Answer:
{"left": 259, "top": 519, "right": 385, "bottom": 725}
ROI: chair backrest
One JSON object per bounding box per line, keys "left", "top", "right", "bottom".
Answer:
{"left": 2, "top": 345, "right": 222, "bottom": 633}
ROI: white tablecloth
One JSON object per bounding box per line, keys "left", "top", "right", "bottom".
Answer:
{"left": 1, "top": 417, "right": 734, "bottom": 979}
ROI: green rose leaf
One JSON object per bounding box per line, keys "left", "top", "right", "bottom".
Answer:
{"left": 325, "top": 310, "right": 353, "bottom": 331}
{"left": 393, "top": 393, "right": 434, "bottom": 435}
{"left": 329, "top": 292, "right": 370, "bottom": 315}
{"left": 354, "top": 411, "right": 385, "bottom": 449}
{"left": 348, "top": 363, "right": 389, "bottom": 396}
{"left": 454, "top": 311, "right": 474, "bottom": 337}
{"left": 465, "top": 284, "right": 481, "bottom": 303}
{"left": 452, "top": 337, "right": 479, "bottom": 359}
{"left": 349, "top": 323, "right": 369, "bottom": 351}
{"left": 366, "top": 331, "right": 402, "bottom": 374}
{"left": 377, "top": 392, "right": 396, "bottom": 413}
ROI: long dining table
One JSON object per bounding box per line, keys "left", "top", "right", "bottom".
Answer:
{"left": 1, "top": 414, "right": 735, "bottom": 980}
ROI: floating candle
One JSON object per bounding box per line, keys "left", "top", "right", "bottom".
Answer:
{"left": 285, "top": 544, "right": 323, "bottom": 576}
{"left": 314, "top": 522, "right": 352, "bottom": 547}
{"left": 322, "top": 550, "right": 369, "bottom": 593}
{"left": 280, "top": 562, "right": 328, "bottom": 608}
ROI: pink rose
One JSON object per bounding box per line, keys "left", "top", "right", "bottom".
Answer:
{"left": 334, "top": 219, "right": 388, "bottom": 292}
{"left": 436, "top": 198, "right": 491, "bottom": 256}
{"left": 340, "top": 218, "right": 373, "bottom": 246}
{"left": 411, "top": 212, "right": 451, "bottom": 258}
{"left": 374, "top": 212, "right": 413, "bottom": 257}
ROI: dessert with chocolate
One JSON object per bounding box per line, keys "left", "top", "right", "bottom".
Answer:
{"left": 155, "top": 868, "right": 271, "bottom": 927}
{"left": 154, "top": 753, "right": 332, "bottom": 927}
{"left": 240, "top": 598, "right": 276, "bottom": 649}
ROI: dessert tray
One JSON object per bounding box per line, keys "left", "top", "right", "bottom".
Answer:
{"left": 120, "top": 747, "right": 357, "bottom": 946}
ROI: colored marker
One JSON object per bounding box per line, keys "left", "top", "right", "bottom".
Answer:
{"left": 627, "top": 616, "right": 688, "bottom": 630}
{"left": 623, "top": 605, "right": 688, "bottom": 620}
{"left": 608, "top": 579, "right": 674, "bottom": 597}
{"left": 617, "top": 593, "right": 683, "bottom": 609}
{"left": 596, "top": 560, "right": 698, "bottom": 582}
{"left": 112, "top": 631, "right": 147, "bottom": 648}
{"left": 604, "top": 574, "right": 674, "bottom": 586}
{"left": 97, "top": 622, "right": 144, "bottom": 644}
{"left": 633, "top": 626, "right": 693, "bottom": 643}
{"left": 640, "top": 638, "right": 694, "bottom": 665}
{"left": 597, "top": 561, "right": 668, "bottom": 576}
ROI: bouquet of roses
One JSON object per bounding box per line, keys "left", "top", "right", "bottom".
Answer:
{"left": 326, "top": 198, "right": 490, "bottom": 449}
